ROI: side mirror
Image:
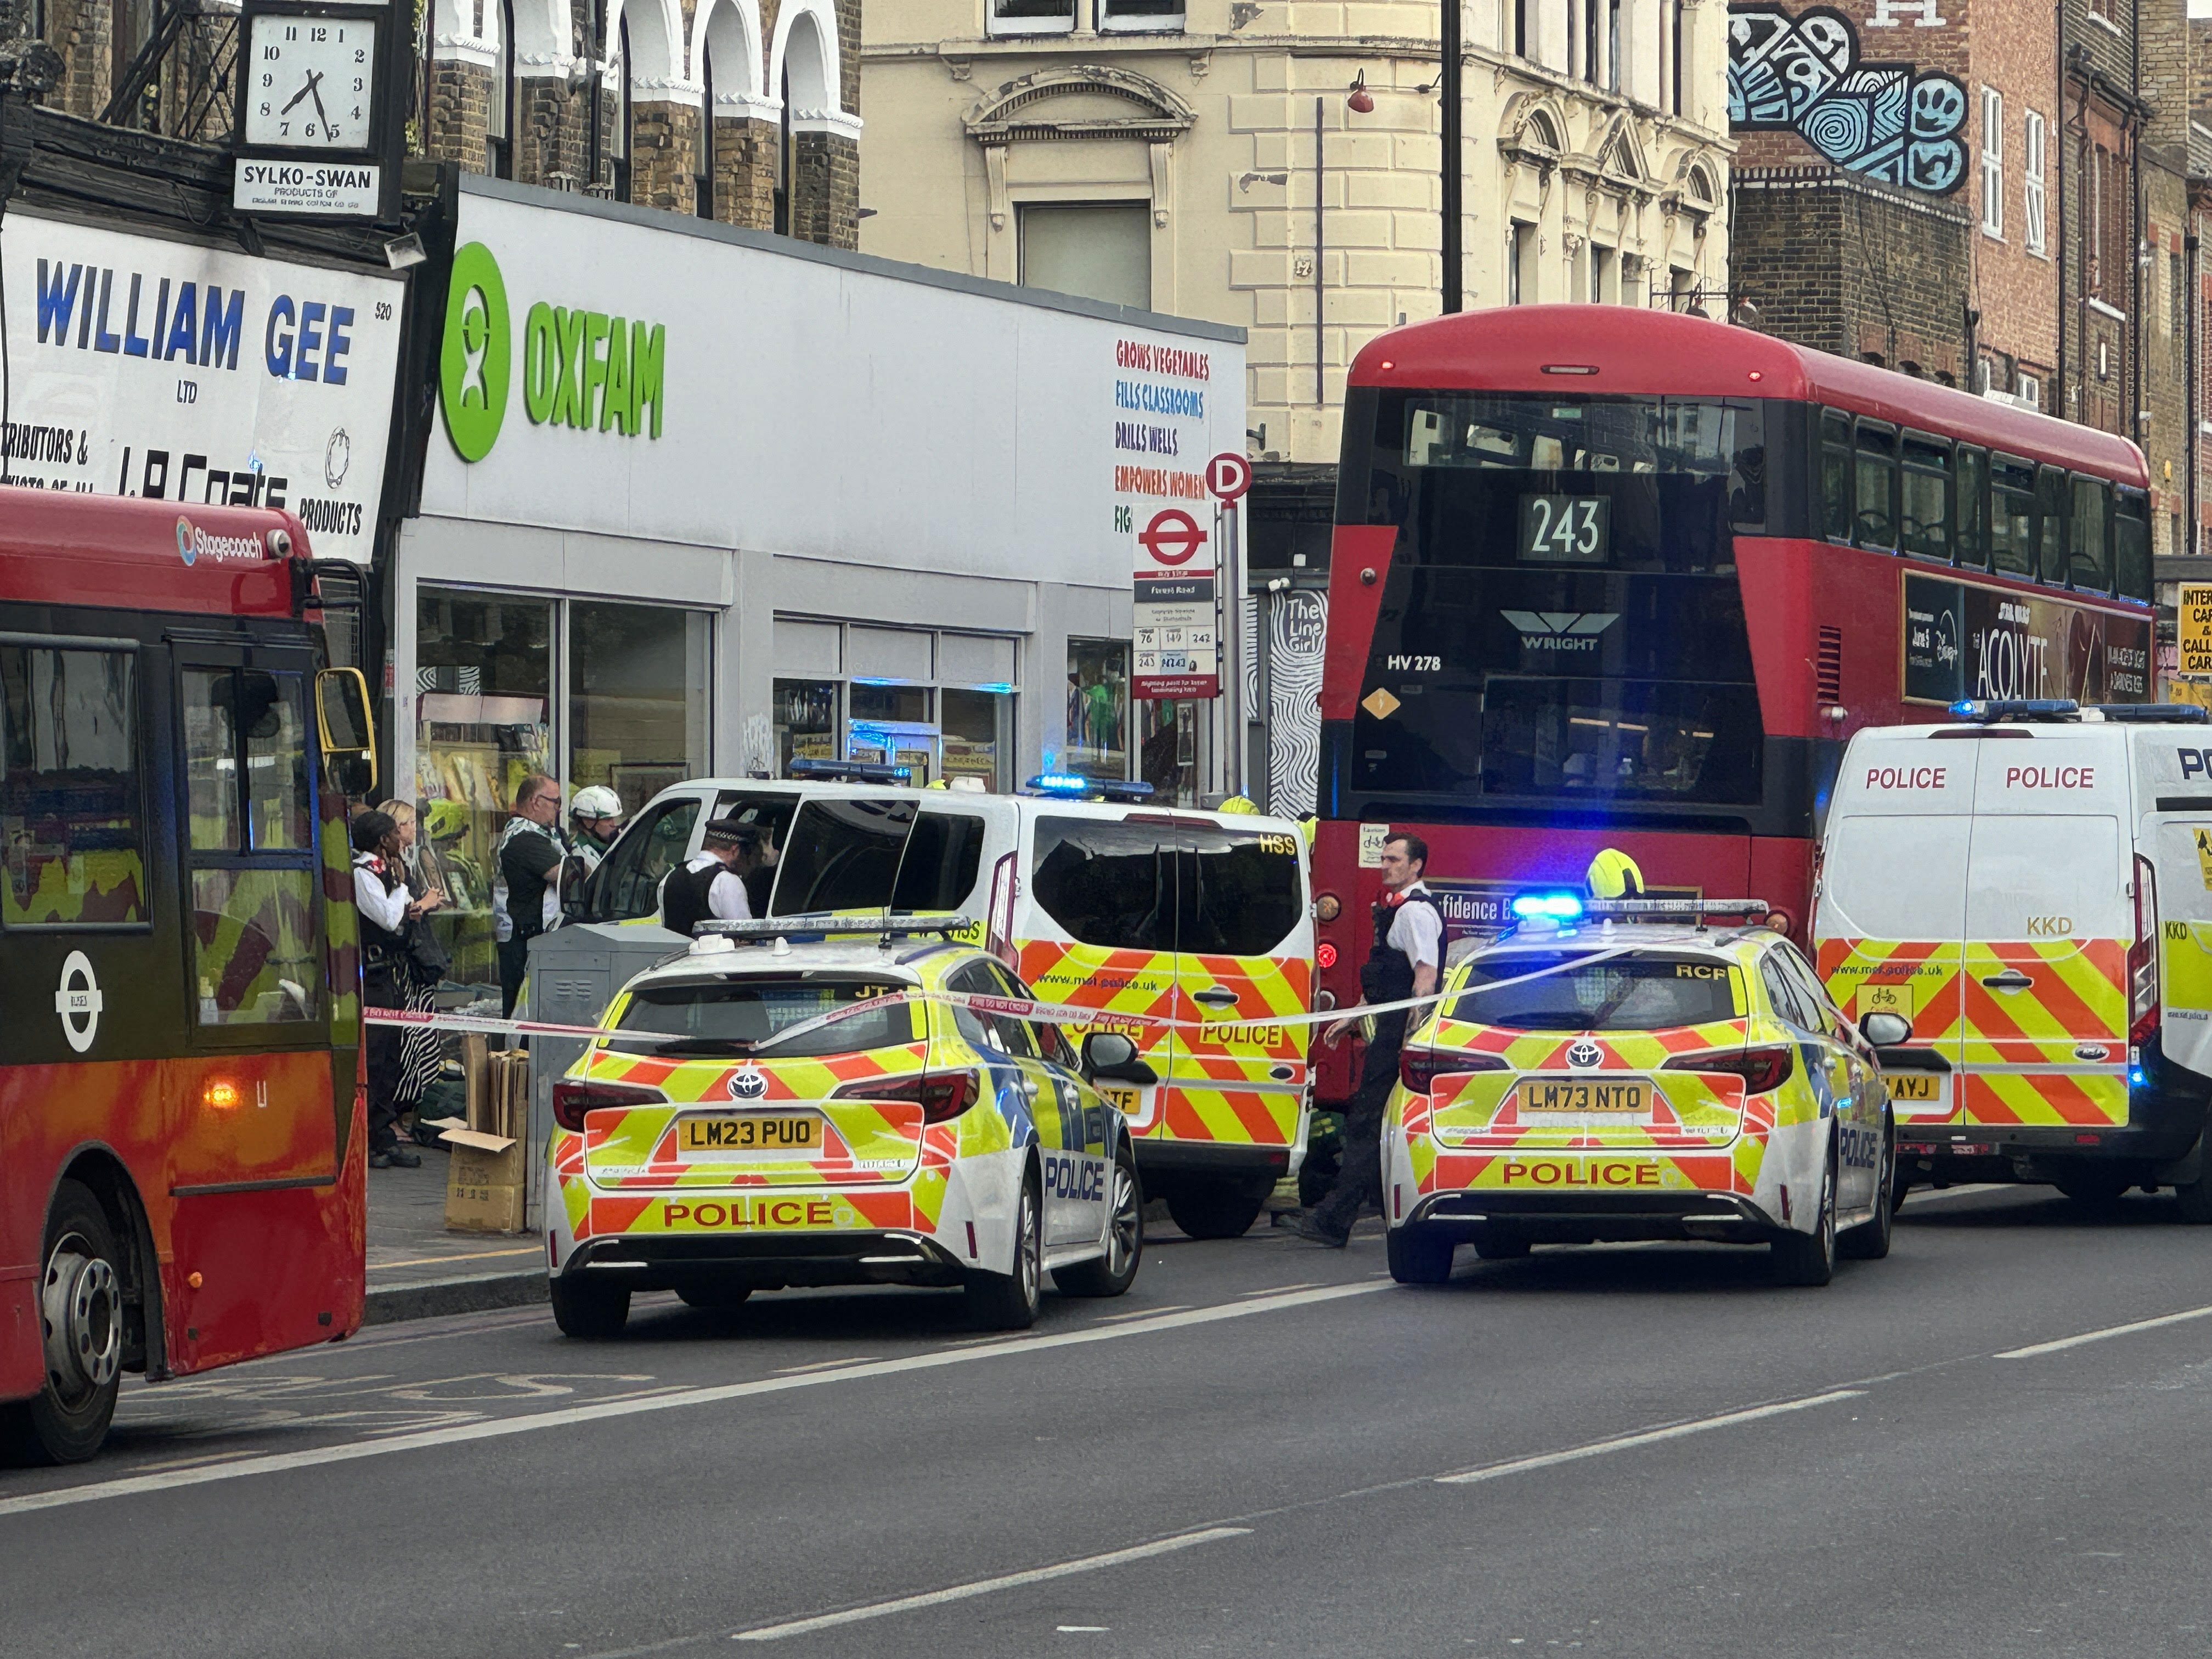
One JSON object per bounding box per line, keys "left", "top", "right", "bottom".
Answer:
{"left": 1083, "top": 1030, "right": 1158, "bottom": 1087}
{"left": 1859, "top": 1011, "right": 1914, "bottom": 1049}
{"left": 315, "top": 666, "right": 377, "bottom": 793}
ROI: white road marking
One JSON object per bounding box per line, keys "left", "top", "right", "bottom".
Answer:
{"left": 730, "top": 1529, "right": 1250, "bottom": 1642}
{"left": 1096, "top": 1305, "right": 1189, "bottom": 1323}
{"left": 770, "top": 1358, "right": 882, "bottom": 1375}
{"left": 0, "top": 1283, "right": 1387, "bottom": 1520}
{"left": 1901, "top": 1183, "right": 2010, "bottom": 1205}
{"left": 1434, "top": 1390, "right": 1867, "bottom": 1485}
{"left": 1995, "top": 1303, "right": 2212, "bottom": 1359}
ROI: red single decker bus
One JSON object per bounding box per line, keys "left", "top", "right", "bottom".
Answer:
{"left": 0, "top": 487, "right": 377, "bottom": 1463}
{"left": 1313, "top": 306, "right": 2154, "bottom": 1106}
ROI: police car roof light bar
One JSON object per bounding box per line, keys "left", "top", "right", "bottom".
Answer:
{"left": 694, "top": 912, "right": 977, "bottom": 942}
{"left": 1579, "top": 898, "right": 1773, "bottom": 919}
{"left": 2090, "top": 703, "right": 2210, "bottom": 724}
{"left": 1946, "top": 698, "right": 2080, "bottom": 723}
{"left": 787, "top": 758, "right": 915, "bottom": 783}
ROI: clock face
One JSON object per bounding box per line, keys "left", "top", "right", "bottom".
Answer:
{"left": 245, "top": 14, "right": 378, "bottom": 149}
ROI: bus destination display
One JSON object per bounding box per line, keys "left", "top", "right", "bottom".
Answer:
{"left": 1518, "top": 494, "right": 1610, "bottom": 563}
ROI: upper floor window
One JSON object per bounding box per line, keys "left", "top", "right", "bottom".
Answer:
{"left": 1979, "top": 87, "right": 2002, "bottom": 238}
{"left": 1099, "top": 0, "right": 1183, "bottom": 30}
{"left": 2023, "top": 111, "right": 2047, "bottom": 256}
{"left": 989, "top": 0, "right": 1075, "bottom": 32}
{"left": 488, "top": 0, "right": 514, "bottom": 179}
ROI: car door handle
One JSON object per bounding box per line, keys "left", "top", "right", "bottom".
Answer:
{"left": 1193, "top": 988, "right": 1239, "bottom": 1008}
{"left": 1980, "top": 970, "right": 2034, "bottom": 991}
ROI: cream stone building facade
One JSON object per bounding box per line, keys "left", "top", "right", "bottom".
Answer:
{"left": 861, "top": 0, "right": 1735, "bottom": 466}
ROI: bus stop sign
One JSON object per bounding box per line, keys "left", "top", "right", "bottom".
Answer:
{"left": 1206, "top": 452, "right": 1252, "bottom": 503}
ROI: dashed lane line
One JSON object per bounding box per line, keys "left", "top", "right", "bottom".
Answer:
{"left": 1435, "top": 1389, "right": 1868, "bottom": 1484}
{"left": 1995, "top": 1302, "right": 2212, "bottom": 1359}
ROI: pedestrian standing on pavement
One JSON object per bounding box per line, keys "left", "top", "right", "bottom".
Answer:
{"left": 659, "top": 819, "right": 765, "bottom": 936}
{"left": 1284, "top": 832, "right": 1442, "bottom": 1247}
{"left": 353, "top": 810, "right": 432, "bottom": 1170}
{"left": 494, "top": 774, "right": 568, "bottom": 1017}
{"left": 383, "top": 802, "right": 450, "bottom": 1141}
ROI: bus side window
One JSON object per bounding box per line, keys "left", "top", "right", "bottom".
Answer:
{"left": 1954, "top": 444, "right": 1988, "bottom": 569}
{"left": 2069, "top": 476, "right": 2112, "bottom": 594}
{"left": 1, "top": 645, "right": 148, "bottom": 928}
{"left": 1991, "top": 453, "right": 2035, "bottom": 576}
{"left": 1900, "top": 430, "right": 1951, "bottom": 562}
{"left": 1819, "top": 410, "right": 1853, "bottom": 543}
{"left": 2033, "top": 464, "right": 2070, "bottom": 585}
{"left": 2115, "top": 488, "right": 2152, "bottom": 601}
{"left": 182, "top": 667, "right": 320, "bottom": 1026}
{"left": 1854, "top": 420, "right": 1897, "bottom": 551}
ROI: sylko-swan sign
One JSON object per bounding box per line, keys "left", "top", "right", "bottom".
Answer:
{"left": 437, "top": 240, "right": 667, "bottom": 462}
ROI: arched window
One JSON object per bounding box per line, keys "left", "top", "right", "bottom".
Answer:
{"left": 488, "top": 0, "right": 515, "bottom": 177}
{"left": 696, "top": 37, "right": 715, "bottom": 217}
{"left": 611, "top": 18, "right": 633, "bottom": 201}
{"left": 773, "top": 62, "right": 791, "bottom": 234}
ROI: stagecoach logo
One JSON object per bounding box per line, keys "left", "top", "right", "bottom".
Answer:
{"left": 726, "top": 1066, "right": 769, "bottom": 1102}
{"left": 173, "top": 515, "right": 265, "bottom": 567}
{"left": 1566, "top": 1039, "right": 1604, "bottom": 1069}
{"left": 54, "top": 950, "right": 103, "bottom": 1054}
{"left": 1501, "top": 612, "right": 1618, "bottom": 653}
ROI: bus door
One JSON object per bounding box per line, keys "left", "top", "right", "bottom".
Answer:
{"left": 170, "top": 646, "right": 348, "bottom": 1365}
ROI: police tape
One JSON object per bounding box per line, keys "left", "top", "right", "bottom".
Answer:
{"left": 358, "top": 947, "right": 1644, "bottom": 1049}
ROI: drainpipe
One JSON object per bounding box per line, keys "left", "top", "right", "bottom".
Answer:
{"left": 2056, "top": 1, "right": 2067, "bottom": 411}
{"left": 1316, "top": 96, "right": 1325, "bottom": 408}
{"left": 2191, "top": 222, "right": 2201, "bottom": 555}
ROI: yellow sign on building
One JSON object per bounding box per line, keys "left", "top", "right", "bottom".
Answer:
{"left": 2180, "top": 584, "right": 2212, "bottom": 675}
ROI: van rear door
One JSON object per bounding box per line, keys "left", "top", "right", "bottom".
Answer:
{"left": 1814, "top": 738, "right": 1973, "bottom": 1126}
{"left": 2131, "top": 730, "right": 2212, "bottom": 1085}
{"left": 1959, "top": 736, "right": 2131, "bottom": 1131}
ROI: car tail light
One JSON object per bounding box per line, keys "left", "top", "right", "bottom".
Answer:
{"left": 552, "top": 1078, "right": 667, "bottom": 1131}
{"left": 837, "top": 1070, "right": 980, "bottom": 1123}
{"left": 1664, "top": 1045, "right": 1795, "bottom": 1094}
{"left": 1400, "top": 1049, "right": 1509, "bottom": 1093}
{"left": 2131, "top": 853, "right": 2160, "bottom": 1045}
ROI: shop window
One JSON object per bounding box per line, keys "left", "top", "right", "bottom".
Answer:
{"left": 769, "top": 798, "right": 916, "bottom": 916}
{"left": 989, "top": 0, "right": 1075, "bottom": 33}
{"left": 1819, "top": 410, "right": 1853, "bottom": 543}
{"left": 2, "top": 645, "right": 144, "bottom": 927}
{"left": 180, "top": 667, "right": 319, "bottom": 1026}
{"left": 2069, "top": 476, "right": 2112, "bottom": 592}
{"left": 850, "top": 683, "right": 931, "bottom": 724}
{"left": 1900, "top": 431, "right": 1951, "bottom": 561}
{"left": 848, "top": 684, "right": 935, "bottom": 783}
{"left": 1990, "top": 453, "right": 2036, "bottom": 577}
{"left": 2115, "top": 488, "right": 2152, "bottom": 602}
{"left": 774, "top": 679, "right": 839, "bottom": 774}
{"left": 1019, "top": 204, "right": 1152, "bottom": 311}
{"left": 943, "top": 687, "right": 1014, "bottom": 792}
{"left": 414, "top": 590, "right": 552, "bottom": 1004}
{"left": 1066, "top": 640, "right": 1130, "bottom": 781}
{"left": 569, "top": 601, "right": 710, "bottom": 819}
{"left": 1954, "top": 444, "right": 1988, "bottom": 569}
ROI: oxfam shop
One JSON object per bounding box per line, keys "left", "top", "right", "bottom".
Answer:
{"left": 398, "top": 178, "right": 1243, "bottom": 1004}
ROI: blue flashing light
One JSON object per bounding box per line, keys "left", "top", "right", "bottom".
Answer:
{"left": 2131, "top": 1066, "right": 2149, "bottom": 1090}
{"left": 1029, "top": 772, "right": 1091, "bottom": 795}
{"left": 1511, "top": 891, "right": 1585, "bottom": 922}
{"left": 1949, "top": 698, "right": 2080, "bottom": 723}
{"left": 974, "top": 682, "right": 1016, "bottom": 695}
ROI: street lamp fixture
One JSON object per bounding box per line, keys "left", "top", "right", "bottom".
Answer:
{"left": 1346, "top": 71, "right": 1374, "bottom": 115}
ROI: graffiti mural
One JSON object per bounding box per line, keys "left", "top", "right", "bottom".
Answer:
{"left": 1264, "top": 589, "right": 1327, "bottom": 816}
{"left": 1728, "top": 4, "right": 1967, "bottom": 195}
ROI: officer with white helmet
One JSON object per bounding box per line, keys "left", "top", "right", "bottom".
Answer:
{"left": 567, "top": 785, "right": 627, "bottom": 876}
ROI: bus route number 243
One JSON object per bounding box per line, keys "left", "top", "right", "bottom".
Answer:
{"left": 1519, "top": 494, "right": 1610, "bottom": 564}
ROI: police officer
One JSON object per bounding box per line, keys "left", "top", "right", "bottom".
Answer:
{"left": 1284, "top": 831, "right": 1442, "bottom": 1247}
{"left": 660, "top": 818, "right": 764, "bottom": 936}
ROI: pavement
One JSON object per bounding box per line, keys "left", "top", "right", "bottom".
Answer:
{"left": 10, "top": 1181, "right": 2212, "bottom": 1657}
{"left": 363, "top": 1152, "right": 545, "bottom": 1324}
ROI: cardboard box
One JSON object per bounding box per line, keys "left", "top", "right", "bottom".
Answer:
{"left": 443, "top": 1127, "right": 526, "bottom": 1233}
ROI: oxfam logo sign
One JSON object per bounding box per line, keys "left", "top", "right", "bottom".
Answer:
{"left": 437, "top": 241, "right": 667, "bottom": 462}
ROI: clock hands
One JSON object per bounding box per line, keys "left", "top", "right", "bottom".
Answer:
{"left": 277, "top": 68, "right": 322, "bottom": 116}
{"left": 308, "top": 75, "right": 331, "bottom": 131}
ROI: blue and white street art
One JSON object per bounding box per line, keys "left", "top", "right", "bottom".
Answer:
{"left": 1728, "top": 3, "right": 1967, "bottom": 196}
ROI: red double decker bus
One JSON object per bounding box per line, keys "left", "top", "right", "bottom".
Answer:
{"left": 0, "top": 488, "right": 375, "bottom": 1463}
{"left": 1313, "top": 306, "right": 2154, "bottom": 1105}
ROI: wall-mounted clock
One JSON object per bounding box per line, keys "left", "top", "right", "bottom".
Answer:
{"left": 244, "top": 13, "right": 379, "bottom": 149}
{"left": 233, "top": 1, "right": 406, "bottom": 221}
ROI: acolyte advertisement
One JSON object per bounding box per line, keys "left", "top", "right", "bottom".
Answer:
{"left": 1903, "top": 573, "right": 2153, "bottom": 706}
{"left": 0, "top": 213, "right": 404, "bottom": 563}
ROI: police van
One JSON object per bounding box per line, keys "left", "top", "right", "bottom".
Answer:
{"left": 1813, "top": 701, "right": 2212, "bottom": 1215}
{"left": 580, "top": 777, "right": 1315, "bottom": 1241}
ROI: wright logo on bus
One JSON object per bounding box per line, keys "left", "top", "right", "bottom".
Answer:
{"left": 1818, "top": 936, "right": 2130, "bottom": 1127}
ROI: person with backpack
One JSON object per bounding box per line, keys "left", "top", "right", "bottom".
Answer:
{"left": 494, "top": 774, "right": 568, "bottom": 1017}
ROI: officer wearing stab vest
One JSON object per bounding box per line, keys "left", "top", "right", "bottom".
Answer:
{"left": 1284, "top": 831, "right": 1443, "bottom": 1248}
{"left": 659, "top": 819, "right": 764, "bottom": 937}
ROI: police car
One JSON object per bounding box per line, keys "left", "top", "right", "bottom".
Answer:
{"left": 1381, "top": 895, "right": 1894, "bottom": 1286}
{"left": 544, "top": 917, "right": 1147, "bottom": 1336}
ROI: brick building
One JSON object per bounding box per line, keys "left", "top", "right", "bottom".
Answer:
{"left": 9, "top": 0, "right": 864, "bottom": 247}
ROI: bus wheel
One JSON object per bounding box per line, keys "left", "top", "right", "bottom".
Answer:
{"left": 1165, "top": 1181, "right": 1269, "bottom": 1240}
{"left": 550, "top": 1276, "right": 631, "bottom": 1340}
{"left": 1, "top": 1181, "right": 125, "bottom": 1465}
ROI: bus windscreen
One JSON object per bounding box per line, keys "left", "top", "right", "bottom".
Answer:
{"left": 1347, "top": 393, "right": 1769, "bottom": 806}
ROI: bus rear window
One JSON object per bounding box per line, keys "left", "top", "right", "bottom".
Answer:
{"left": 610, "top": 977, "right": 918, "bottom": 1057}
{"left": 1451, "top": 952, "right": 1741, "bottom": 1031}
